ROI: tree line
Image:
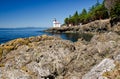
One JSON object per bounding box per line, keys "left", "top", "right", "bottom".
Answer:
{"left": 64, "top": 0, "right": 120, "bottom": 26}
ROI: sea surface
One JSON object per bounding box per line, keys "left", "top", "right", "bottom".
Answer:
{"left": 0, "top": 28, "right": 93, "bottom": 44}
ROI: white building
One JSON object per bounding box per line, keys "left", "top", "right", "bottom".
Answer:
{"left": 53, "top": 19, "right": 61, "bottom": 27}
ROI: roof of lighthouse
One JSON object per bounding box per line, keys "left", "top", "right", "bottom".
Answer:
{"left": 53, "top": 19, "right": 60, "bottom": 24}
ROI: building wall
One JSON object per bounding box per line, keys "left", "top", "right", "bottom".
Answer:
{"left": 53, "top": 21, "right": 61, "bottom": 27}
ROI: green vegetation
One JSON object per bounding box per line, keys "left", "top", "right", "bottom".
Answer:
{"left": 64, "top": 0, "right": 120, "bottom": 26}
{"left": 110, "top": 2, "right": 120, "bottom": 18}
{"left": 107, "top": 0, "right": 120, "bottom": 26}
{"left": 64, "top": 1, "right": 109, "bottom": 26}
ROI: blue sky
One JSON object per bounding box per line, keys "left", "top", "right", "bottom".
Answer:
{"left": 0, "top": 0, "right": 103, "bottom": 28}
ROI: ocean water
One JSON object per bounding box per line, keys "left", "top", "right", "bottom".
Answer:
{"left": 0, "top": 28, "right": 93, "bottom": 44}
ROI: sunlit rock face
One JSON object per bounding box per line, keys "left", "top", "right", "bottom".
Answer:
{"left": 0, "top": 32, "right": 120, "bottom": 79}
{"left": 82, "top": 58, "right": 115, "bottom": 79}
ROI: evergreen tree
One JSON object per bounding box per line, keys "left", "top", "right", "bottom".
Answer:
{"left": 64, "top": 18, "right": 69, "bottom": 26}
{"left": 95, "top": 0, "right": 100, "bottom": 7}
{"left": 93, "top": 4, "right": 109, "bottom": 20}
{"left": 73, "top": 11, "right": 79, "bottom": 25}
{"left": 64, "top": 0, "right": 109, "bottom": 26}
{"left": 79, "top": 8, "right": 88, "bottom": 24}
{"left": 110, "top": 2, "right": 120, "bottom": 18}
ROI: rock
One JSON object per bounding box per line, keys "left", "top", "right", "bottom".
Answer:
{"left": 0, "top": 35, "right": 60, "bottom": 60}
{"left": 82, "top": 58, "right": 115, "bottom": 79}
{"left": 0, "top": 69, "right": 32, "bottom": 79}
{"left": 0, "top": 33, "right": 120, "bottom": 79}
{"left": 45, "top": 19, "right": 120, "bottom": 34}
{"left": 91, "top": 32, "right": 120, "bottom": 43}
{"left": 115, "top": 54, "right": 120, "bottom": 62}
{"left": 45, "top": 19, "right": 111, "bottom": 33}
{"left": 0, "top": 35, "right": 76, "bottom": 79}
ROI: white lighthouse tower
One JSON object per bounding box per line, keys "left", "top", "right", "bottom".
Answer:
{"left": 53, "top": 18, "right": 61, "bottom": 28}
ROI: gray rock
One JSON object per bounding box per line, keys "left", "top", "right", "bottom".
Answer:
{"left": 0, "top": 33, "right": 120, "bottom": 79}
{"left": 82, "top": 58, "right": 115, "bottom": 79}
{"left": 2, "top": 69, "right": 32, "bottom": 79}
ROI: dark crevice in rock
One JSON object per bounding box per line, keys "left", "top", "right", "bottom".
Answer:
{"left": 41, "top": 70, "right": 58, "bottom": 79}
{"left": 43, "top": 75, "right": 55, "bottom": 79}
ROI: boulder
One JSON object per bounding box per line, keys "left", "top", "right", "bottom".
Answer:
{"left": 82, "top": 58, "right": 115, "bottom": 79}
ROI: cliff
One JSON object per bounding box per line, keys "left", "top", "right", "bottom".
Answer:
{"left": 0, "top": 32, "right": 120, "bottom": 79}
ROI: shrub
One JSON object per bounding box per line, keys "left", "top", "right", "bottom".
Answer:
{"left": 110, "top": 2, "right": 120, "bottom": 26}
{"left": 110, "top": 3, "right": 120, "bottom": 18}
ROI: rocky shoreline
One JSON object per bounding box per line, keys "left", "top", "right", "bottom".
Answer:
{"left": 0, "top": 32, "right": 120, "bottom": 79}
{"left": 45, "top": 19, "right": 120, "bottom": 34}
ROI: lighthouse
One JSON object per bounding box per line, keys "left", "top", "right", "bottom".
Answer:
{"left": 53, "top": 18, "right": 61, "bottom": 27}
